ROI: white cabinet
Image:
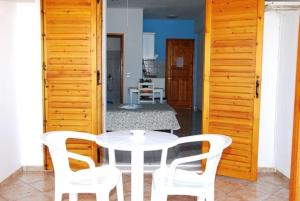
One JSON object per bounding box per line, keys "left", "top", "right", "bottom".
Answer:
{"left": 143, "top": 32, "right": 156, "bottom": 60}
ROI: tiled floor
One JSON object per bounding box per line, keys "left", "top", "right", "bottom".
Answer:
{"left": 0, "top": 171, "right": 289, "bottom": 201}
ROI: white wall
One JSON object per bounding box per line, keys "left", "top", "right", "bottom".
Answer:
{"left": 0, "top": 1, "right": 22, "bottom": 182}
{"left": 274, "top": 11, "right": 299, "bottom": 177}
{"left": 0, "top": 0, "right": 43, "bottom": 182}
{"left": 259, "top": 10, "right": 299, "bottom": 178}
{"left": 107, "top": 8, "right": 143, "bottom": 104}
{"left": 15, "top": 1, "right": 43, "bottom": 167}
{"left": 258, "top": 11, "right": 281, "bottom": 168}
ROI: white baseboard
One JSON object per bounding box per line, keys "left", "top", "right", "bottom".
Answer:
{"left": 23, "top": 166, "right": 45, "bottom": 172}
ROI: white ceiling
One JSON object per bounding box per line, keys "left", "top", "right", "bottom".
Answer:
{"left": 107, "top": 0, "right": 300, "bottom": 20}
{"left": 107, "top": 0, "right": 205, "bottom": 20}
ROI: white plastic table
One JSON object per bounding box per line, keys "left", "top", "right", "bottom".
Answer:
{"left": 96, "top": 130, "right": 178, "bottom": 201}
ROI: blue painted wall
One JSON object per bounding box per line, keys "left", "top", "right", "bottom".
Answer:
{"left": 143, "top": 19, "right": 198, "bottom": 108}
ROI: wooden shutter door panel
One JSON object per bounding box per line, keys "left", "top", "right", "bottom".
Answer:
{"left": 42, "top": 0, "right": 101, "bottom": 170}
{"left": 202, "top": 0, "right": 264, "bottom": 180}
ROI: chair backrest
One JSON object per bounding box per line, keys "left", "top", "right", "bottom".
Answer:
{"left": 200, "top": 134, "right": 231, "bottom": 181}
{"left": 138, "top": 82, "right": 154, "bottom": 91}
{"left": 41, "top": 131, "right": 95, "bottom": 182}
{"left": 138, "top": 82, "right": 155, "bottom": 103}
{"left": 174, "top": 134, "right": 232, "bottom": 183}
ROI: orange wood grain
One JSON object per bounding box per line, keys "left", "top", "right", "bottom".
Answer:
{"left": 202, "top": 0, "right": 264, "bottom": 181}
{"left": 42, "top": 0, "right": 101, "bottom": 170}
{"left": 290, "top": 22, "right": 300, "bottom": 201}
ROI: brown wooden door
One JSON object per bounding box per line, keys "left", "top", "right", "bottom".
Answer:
{"left": 166, "top": 39, "right": 194, "bottom": 108}
{"left": 41, "top": 0, "right": 102, "bottom": 170}
{"left": 202, "top": 0, "right": 264, "bottom": 180}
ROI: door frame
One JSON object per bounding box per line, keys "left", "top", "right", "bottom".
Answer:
{"left": 165, "top": 38, "right": 195, "bottom": 109}
{"left": 107, "top": 33, "right": 124, "bottom": 104}
{"left": 290, "top": 22, "right": 300, "bottom": 201}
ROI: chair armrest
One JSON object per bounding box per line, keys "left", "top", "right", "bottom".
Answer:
{"left": 65, "top": 151, "right": 96, "bottom": 169}
{"left": 159, "top": 135, "right": 208, "bottom": 167}
{"left": 66, "top": 132, "right": 97, "bottom": 143}
{"left": 44, "top": 141, "right": 96, "bottom": 169}
{"left": 43, "top": 131, "right": 98, "bottom": 143}
{"left": 176, "top": 135, "right": 206, "bottom": 144}
{"left": 166, "top": 151, "right": 218, "bottom": 187}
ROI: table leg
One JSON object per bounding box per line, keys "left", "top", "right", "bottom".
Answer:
{"left": 160, "top": 91, "right": 163, "bottom": 103}
{"left": 130, "top": 91, "right": 133, "bottom": 104}
{"left": 131, "top": 150, "right": 144, "bottom": 201}
{"left": 109, "top": 149, "right": 124, "bottom": 201}
{"left": 108, "top": 148, "right": 116, "bottom": 166}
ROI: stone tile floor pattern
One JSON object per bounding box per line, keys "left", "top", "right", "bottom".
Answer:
{"left": 0, "top": 171, "right": 289, "bottom": 201}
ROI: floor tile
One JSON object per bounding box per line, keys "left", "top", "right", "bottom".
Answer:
{"left": 19, "top": 172, "right": 53, "bottom": 184}
{"left": 14, "top": 192, "right": 52, "bottom": 201}
{"left": 263, "top": 195, "right": 287, "bottom": 201}
{"left": 273, "top": 187, "right": 289, "bottom": 200}
{"left": 0, "top": 180, "right": 41, "bottom": 201}
{"left": 228, "top": 187, "right": 271, "bottom": 201}
{"left": 215, "top": 178, "right": 245, "bottom": 194}
{"left": 241, "top": 181, "right": 282, "bottom": 195}
{"left": 0, "top": 196, "right": 7, "bottom": 201}
{"left": 0, "top": 171, "right": 289, "bottom": 201}
{"left": 29, "top": 177, "right": 54, "bottom": 192}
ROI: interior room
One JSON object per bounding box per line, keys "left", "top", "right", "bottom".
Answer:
{"left": 0, "top": 0, "right": 300, "bottom": 201}
{"left": 104, "top": 0, "right": 203, "bottom": 167}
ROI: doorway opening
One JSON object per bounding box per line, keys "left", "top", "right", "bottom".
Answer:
{"left": 106, "top": 34, "right": 124, "bottom": 105}
{"left": 104, "top": 4, "right": 203, "bottom": 167}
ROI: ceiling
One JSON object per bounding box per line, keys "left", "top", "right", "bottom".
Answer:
{"left": 107, "top": 0, "right": 205, "bottom": 20}
{"left": 107, "top": 0, "right": 299, "bottom": 20}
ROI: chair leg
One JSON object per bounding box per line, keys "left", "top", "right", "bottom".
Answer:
{"left": 54, "top": 190, "right": 62, "bottom": 201}
{"left": 151, "top": 184, "right": 167, "bottom": 201}
{"left": 116, "top": 175, "right": 124, "bottom": 201}
{"left": 205, "top": 193, "right": 214, "bottom": 201}
{"left": 160, "top": 193, "right": 168, "bottom": 201}
{"left": 205, "top": 187, "right": 215, "bottom": 201}
{"left": 97, "top": 192, "right": 109, "bottom": 201}
{"left": 197, "top": 196, "right": 205, "bottom": 201}
{"left": 69, "top": 193, "right": 78, "bottom": 201}
{"left": 150, "top": 182, "right": 156, "bottom": 201}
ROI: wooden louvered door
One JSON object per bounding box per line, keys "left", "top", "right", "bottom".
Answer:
{"left": 42, "top": 0, "right": 102, "bottom": 170}
{"left": 202, "top": 0, "right": 264, "bottom": 180}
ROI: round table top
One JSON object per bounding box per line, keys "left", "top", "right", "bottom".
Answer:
{"left": 96, "top": 130, "right": 178, "bottom": 151}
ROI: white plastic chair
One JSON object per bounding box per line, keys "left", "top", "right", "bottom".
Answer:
{"left": 138, "top": 82, "right": 155, "bottom": 104}
{"left": 151, "top": 134, "right": 232, "bottom": 201}
{"left": 41, "top": 131, "right": 124, "bottom": 201}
